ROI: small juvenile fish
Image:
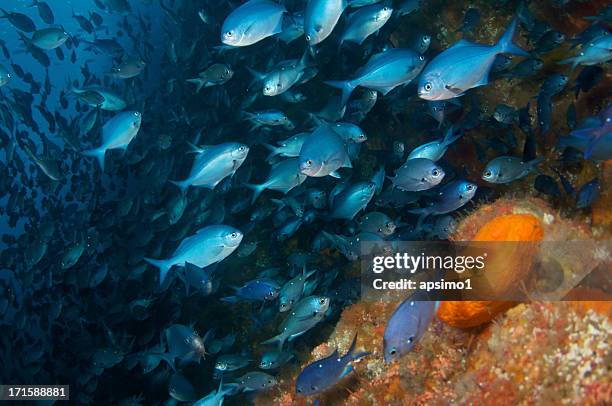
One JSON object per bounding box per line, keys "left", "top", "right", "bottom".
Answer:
{"left": 110, "top": 59, "right": 146, "bottom": 79}
{"left": 214, "top": 353, "right": 252, "bottom": 373}
{"left": 234, "top": 371, "right": 278, "bottom": 392}
{"left": 221, "top": 278, "right": 280, "bottom": 303}
{"left": 262, "top": 296, "right": 330, "bottom": 349}
{"left": 243, "top": 109, "right": 293, "bottom": 130}
{"left": 499, "top": 58, "right": 543, "bottom": 79}
{"left": 263, "top": 132, "right": 309, "bottom": 161}
{"left": 482, "top": 156, "right": 543, "bottom": 184}
{"left": 388, "top": 158, "right": 445, "bottom": 191}
{"left": 407, "top": 126, "right": 462, "bottom": 161}
{"left": 412, "top": 33, "right": 432, "bottom": 54}
{"left": 187, "top": 64, "right": 233, "bottom": 92}
{"left": 330, "top": 181, "right": 376, "bottom": 220}
{"left": 259, "top": 349, "right": 294, "bottom": 369}
{"left": 409, "top": 180, "right": 477, "bottom": 224}
{"left": 558, "top": 35, "right": 612, "bottom": 69}
{"left": 166, "top": 324, "right": 207, "bottom": 365}
{"left": 296, "top": 334, "right": 369, "bottom": 395}
{"left": 279, "top": 267, "right": 317, "bottom": 312}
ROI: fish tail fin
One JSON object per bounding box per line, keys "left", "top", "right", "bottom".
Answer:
{"left": 81, "top": 147, "right": 106, "bottom": 171}
{"left": 496, "top": 18, "right": 529, "bottom": 57}
{"left": 299, "top": 47, "right": 311, "bottom": 68}
{"left": 261, "top": 333, "right": 286, "bottom": 350}
{"left": 528, "top": 156, "right": 545, "bottom": 168}
{"left": 584, "top": 135, "right": 604, "bottom": 159}
{"left": 143, "top": 257, "right": 172, "bottom": 285}
{"left": 186, "top": 78, "right": 205, "bottom": 93}
{"left": 262, "top": 143, "right": 279, "bottom": 161}
{"left": 246, "top": 67, "right": 264, "bottom": 81}
{"left": 442, "top": 125, "right": 462, "bottom": 146}
{"left": 185, "top": 141, "right": 204, "bottom": 154}
{"left": 345, "top": 334, "right": 370, "bottom": 362}
{"left": 557, "top": 57, "right": 579, "bottom": 71}
{"left": 244, "top": 183, "right": 265, "bottom": 204}
{"left": 169, "top": 179, "right": 190, "bottom": 192}
{"left": 324, "top": 80, "right": 356, "bottom": 106}
{"left": 407, "top": 208, "right": 430, "bottom": 228}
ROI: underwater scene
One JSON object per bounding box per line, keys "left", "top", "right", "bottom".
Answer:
{"left": 0, "top": 0, "right": 610, "bottom": 404}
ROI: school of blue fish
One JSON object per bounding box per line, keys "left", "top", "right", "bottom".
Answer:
{"left": 0, "top": 0, "right": 609, "bottom": 404}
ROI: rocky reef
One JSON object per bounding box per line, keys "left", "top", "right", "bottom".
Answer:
{"left": 255, "top": 196, "right": 611, "bottom": 405}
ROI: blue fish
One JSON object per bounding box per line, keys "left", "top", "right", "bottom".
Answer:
{"left": 409, "top": 180, "right": 477, "bottom": 224}
{"left": 384, "top": 291, "right": 437, "bottom": 363}
{"left": 82, "top": 111, "right": 142, "bottom": 171}
{"left": 299, "top": 124, "right": 351, "bottom": 177}
{"left": 558, "top": 34, "right": 612, "bottom": 70}
{"left": 563, "top": 104, "right": 612, "bottom": 159}
{"left": 221, "top": 278, "right": 280, "bottom": 303}
{"left": 388, "top": 158, "right": 445, "bottom": 191}
{"left": 326, "top": 48, "right": 426, "bottom": 105}
{"left": 296, "top": 334, "right": 369, "bottom": 395}
{"left": 407, "top": 126, "right": 462, "bottom": 161}
{"left": 482, "top": 156, "right": 543, "bottom": 184}
{"left": 418, "top": 18, "right": 528, "bottom": 100}
{"left": 170, "top": 143, "right": 249, "bottom": 191}
{"left": 339, "top": 2, "right": 393, "bottom": 46}
{"left": 144, "top": 225, "right": 243, "bottom": 285}
{"left": 305, "top": 0, "right": 347, "bottom": 46}
{"left": 245, "top": 158, "right": 307, "bottom": 202}
{"left": 221, "top": 0, "right": 286, "bottom": 47}
{"left": 329, "top": 181, "right": 376, "bottom": 220}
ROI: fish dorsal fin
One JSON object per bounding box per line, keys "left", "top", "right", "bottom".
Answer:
{"left": 449, "top": 39, "right": 474, "bottom": 49}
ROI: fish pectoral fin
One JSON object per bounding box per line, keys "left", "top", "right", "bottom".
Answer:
{"left": 329, "top": 171, "right": 341, "bottom": 179}
{"left": 444, "top": 84, "right": 463, "bottom": 95}
{"left": 340, "top": 364, "right": 353, "bottom": 378}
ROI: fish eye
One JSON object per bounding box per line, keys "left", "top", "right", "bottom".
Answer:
{"left": 424, "top": 82, "right": 432, "bottom": 91}
{"left": 306, "top": 160, "right": 312, "bottom": 167}
{"left": 319, "top": 298, "right": 326, "bottom": 304}
{"left": 407, "top": 336, "right": 414, "bottom": 344}
{"left": 419, "top": 55, "right": 425, "bottom": 61}
{"left": 297, "top": 388, "right": 302, "bottom": 393}
{"left": 389, "top": 348, "right": 397, "bottom": 355}
{"left": 432, "top": 169, "right": 440, "bottom": 176}
{"left": 311, "top": 386, "right": 317, "bottom": 391}
{"left": 231, "top": 232, "right": 238, "bottom": 238}
{"left": 305, "top": 35, "right": 311, "bottom": 41}
{"left": 226, "top": 31, "right": 233, "bottom": 37}
{"left": 467, "top": 184, "right": 474, "bottom": 191}
{"left": 484, "top": 170, "right": 492, "bottom": 178}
